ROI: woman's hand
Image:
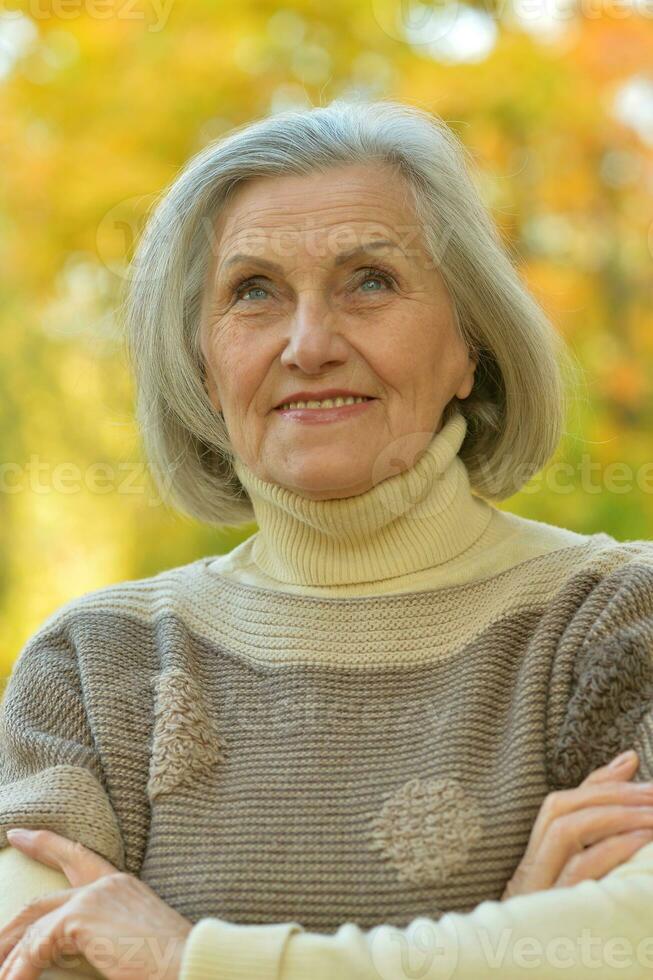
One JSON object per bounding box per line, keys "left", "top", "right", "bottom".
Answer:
{"left": 501, "top": 749, "right": 653, "bottom": 900}
{"left": 0, "top": 828, "right": 193, "bottom": 980}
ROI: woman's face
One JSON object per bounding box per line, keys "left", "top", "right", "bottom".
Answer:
{"left": 199, "top": 161, "right": 476, "bottom": 500}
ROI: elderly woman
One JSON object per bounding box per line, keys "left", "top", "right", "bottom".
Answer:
{"left": 1, "top": 98, "right": 653, "bottom": 980}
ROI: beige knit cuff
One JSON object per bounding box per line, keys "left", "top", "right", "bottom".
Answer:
{"left": 0, "top": 763, "right": 125, "bottom": 870}
{"left": 179, "top": 916, "right": 303, "bottom": 980}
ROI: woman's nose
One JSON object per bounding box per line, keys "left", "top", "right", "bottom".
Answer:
{"left": 279, "top": 298, "right": 348, "bottom": 371}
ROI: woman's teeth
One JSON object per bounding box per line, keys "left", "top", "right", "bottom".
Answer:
{"left": 278, "top": 396, "right": 373, "bottom": 411}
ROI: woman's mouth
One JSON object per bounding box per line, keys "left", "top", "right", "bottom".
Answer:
{"left": 274, "top": 396, "right": 377, "bottom": 424}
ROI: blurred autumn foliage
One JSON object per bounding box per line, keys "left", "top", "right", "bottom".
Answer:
{"left": 0, "top": 0, "right": 652, "bottom": 675}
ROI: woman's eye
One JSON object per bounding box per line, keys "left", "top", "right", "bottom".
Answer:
{"left": 233, "top": 278, "right": 269, "bottom": 302}
{"left": 232, "top": 266, "right": 395, "bottom": 303}
{"left": 356, "top": 267, "right": 394, "bottom": 293}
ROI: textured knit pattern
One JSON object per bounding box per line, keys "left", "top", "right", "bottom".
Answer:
{"left": 2, "top": 407, "right": 653, "bottom": 955}
{"left": 0, "top": 629, "right": 125, "bottom": 870}
{"left": 1, "top": 536, "right": 653, "bottom": 936}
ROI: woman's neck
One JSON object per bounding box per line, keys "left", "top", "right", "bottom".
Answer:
{"left": 232, "top": 409, "right": 493, "bottom": 587}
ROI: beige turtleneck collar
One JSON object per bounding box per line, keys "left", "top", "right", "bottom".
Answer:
{"left": 230, "top": 408, "right": 495, "bottom": 588}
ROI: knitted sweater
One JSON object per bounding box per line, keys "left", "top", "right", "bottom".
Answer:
{"left": 2, "top": 408, "right": 653, "bottom": 980}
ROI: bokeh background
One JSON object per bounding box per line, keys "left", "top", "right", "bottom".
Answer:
{"left": 1, "top": 0, "right": 652, "bottom": 684}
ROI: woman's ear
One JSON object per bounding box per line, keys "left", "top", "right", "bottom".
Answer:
{"left": 455, "top": 348, "right": 478, "bottom": 401}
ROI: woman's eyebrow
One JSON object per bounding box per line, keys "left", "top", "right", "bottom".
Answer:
{"left": 220, "top": 239, "right": 405, "bottom": 275}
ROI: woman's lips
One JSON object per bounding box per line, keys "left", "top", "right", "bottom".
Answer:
{"left": 274, "top": 398, "right": 377, "bottom": 424}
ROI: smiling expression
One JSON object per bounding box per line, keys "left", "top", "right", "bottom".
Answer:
{"left": 199, "top": 161, "right": 477, "bottom": 500}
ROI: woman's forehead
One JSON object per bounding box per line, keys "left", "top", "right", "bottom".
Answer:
{"left": 211, "top": 166, "right": 416, "bottom": 245}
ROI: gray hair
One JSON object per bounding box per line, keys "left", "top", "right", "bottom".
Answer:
{"left": 120, "top": 97, "right": 581, "bottom": 527}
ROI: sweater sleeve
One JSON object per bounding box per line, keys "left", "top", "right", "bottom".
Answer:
{"left": 178, "top": 840, "right": 653, "bottom": 980}
{"left": 547, "top": 551, "right": 653, "bottom": 789}
{"left": 0, "top": 617, "right": 125, "bottom": 870}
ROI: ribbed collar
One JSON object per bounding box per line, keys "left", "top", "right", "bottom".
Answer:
{"left": 232, "top": 408, "right": 493, "bottom": 587}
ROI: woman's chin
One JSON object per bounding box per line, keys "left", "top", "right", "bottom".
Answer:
{"left": 274, "top": 464, "right": 374, "bottom": 501}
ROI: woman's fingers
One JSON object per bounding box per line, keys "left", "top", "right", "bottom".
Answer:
{"left": 0, "top": 889, "right": 81, "bottom": 969}
{"left": 518, "top": 801, "right": 653, "bottom": 894}
{"left": 0, "top": 901, "right": 85, "bottom": 980}
{"left": 582, "top": 750, "right": 639, "bottom": 785}
{"left": 564, "top": 802, "right": 653, "bottom": 847}
{"left": 5, "top": 829, "right": 119, "bottom": 889}
{"left": 546, "top": 780, "right": 653, "bottom": 819}
{"left": 526, "top": 773, "right": 652, "bottom": 856}
{"left": 501, "top": 751, "right": 651, "bottom": 899}
{"left": 555, "top": 829, "right": 653, "bottom": 888}
{"left": 0, "top": 873, "right": 192, "bottom": 980}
